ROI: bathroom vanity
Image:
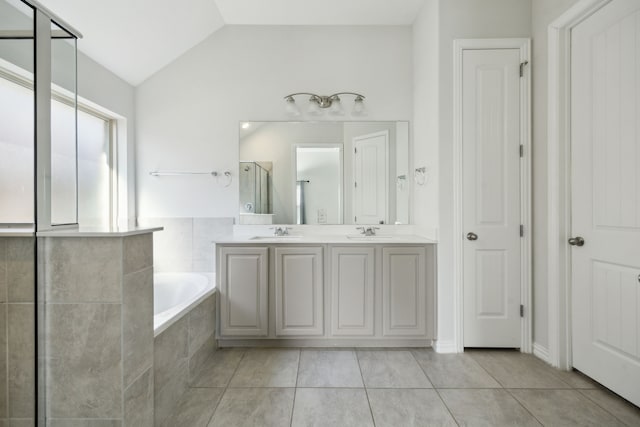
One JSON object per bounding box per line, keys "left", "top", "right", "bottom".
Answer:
{"left": 215, "top": 233, "right": 436, "bottom": 347}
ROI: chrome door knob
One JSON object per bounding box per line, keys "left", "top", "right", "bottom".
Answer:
{"left": 466, "top": 232, "right": 478, "bottom": 241}
{"left": 568, "top": 236, "right": 585, "bottom": 246}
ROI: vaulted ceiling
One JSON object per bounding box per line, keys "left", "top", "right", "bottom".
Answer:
{"left": 37, "top": 0, "right": 426, "bottom": 86}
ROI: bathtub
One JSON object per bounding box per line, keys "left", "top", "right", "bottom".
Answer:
{"left": 153, "top": 272, "right": 216, "bottom": 336}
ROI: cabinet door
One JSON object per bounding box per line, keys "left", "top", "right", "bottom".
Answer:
{"left": 382, "top": 247, "right": 427, "bottom": 336}
{"left": 219, "top": 247, "right": 268, "bottom": 336}
{"left": 330, "top": 246, "right": 375, "bottom": 336}
{"left": 274, "top": 246, "right": 323, "bottom": 336}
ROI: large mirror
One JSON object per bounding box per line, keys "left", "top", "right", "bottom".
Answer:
{"left": 239, "top": 121, "right": 410, "bottom": 225}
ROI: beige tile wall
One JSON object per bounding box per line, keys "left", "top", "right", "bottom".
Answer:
{"left": 42, "top": 233, "right": 156, "bottom": 427}
{"left": 154, "top": 293, "right": 216, "bottom": 426}
{"left": 137, "top": 217, "right": 233, "bottom": 273}
{"left": 0, "top": 237, "right": 36, "bottom": 426}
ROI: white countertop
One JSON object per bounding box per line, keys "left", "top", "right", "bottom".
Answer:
{"left": 37, "top": 226, "right": 163, "bottom": 238}
{"left": 0, "top": 227, "right": 35, "bottom": 237}
{"left": 215, "top": 234, "right": 437, "bottom": 244}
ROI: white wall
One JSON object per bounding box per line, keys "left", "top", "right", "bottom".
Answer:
{"left": 412, "top": 0, "right": 439, "bottom": 235}
{"left": 135, "top": 25, "right": 413, "bottom": 219}
{"left": 531, "top": 0, "right": 580, "bottom": 353}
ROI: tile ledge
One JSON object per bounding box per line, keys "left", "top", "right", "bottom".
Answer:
{"left": 37, "top": 226, "right": 163, "bottom": 238}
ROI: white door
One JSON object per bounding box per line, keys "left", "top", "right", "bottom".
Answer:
{"left": 571, "top": 0, "right": 640, "bottom": 406}
{"left": 353, "top": 131, "right": 388, "bottom": 224}
{"left": 463, "top": 48, "right": 522, "bottom": 347}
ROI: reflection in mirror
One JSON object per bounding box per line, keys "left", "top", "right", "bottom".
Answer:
{"left": 239, "top": 121, "right": 410, "bottom": 225}
{"left": 295, "top": 146, "right": 342, "bottom": 224}
{"left": 240, "top": 161, "right": 272, "bottom": 214}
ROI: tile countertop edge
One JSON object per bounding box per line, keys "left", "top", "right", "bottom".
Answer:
{"left": 36, "top": 226, "right": 163, "bottom": 238}
{"left": 0, "top": 228, "right": 36, "bottom": 237}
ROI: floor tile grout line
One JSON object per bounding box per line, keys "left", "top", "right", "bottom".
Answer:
{"left": 408, "top": 348, "right": 436, "bottom": 388}
{"left": 204, "top": 348, "right": 247, "bottom": 426}
{"left": 355, "top": 349, "right": 378, "bottom": 427}
{"left": 409, "top": 349, "right": 460, "bottom": 426}
{"left": 576, "top": 388, "right": 638, "bottom": 427}
{"left": 503, "top": 388, "right": 546, "bottom": 427}
{"left": 465, "top": 351, "right": 510, "bottom": 389}
{"left": 290, "top": 348, "right": 301, "bottom": 427}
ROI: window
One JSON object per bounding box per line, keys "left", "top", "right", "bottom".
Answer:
{"left": 0, "top": 69, "right": 116, "bottom": 226}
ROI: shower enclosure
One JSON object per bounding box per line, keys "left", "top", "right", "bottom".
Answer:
{"left": 239, "top": 161, "right": 271, "bottom": 214}
{"left": 1, "top": 0, "right": 80, "bottom": 424}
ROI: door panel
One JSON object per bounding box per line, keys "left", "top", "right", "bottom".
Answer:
{"left": 382, "top": 247, "right": 426, "bottom": 336}
{"left": 274, "top": 246, "right": 323, "bottom": 336}
{"left": 330, "top": 247, "right": 375, "bottom": 336}
{"left": 219, "top": 247, "right": 268, "bottom": 336}
{"left": 462, "top": 48, "right": 522, "bottom": 347}
{"left": 571, "top": 0, "right": 640, "bottom": 406}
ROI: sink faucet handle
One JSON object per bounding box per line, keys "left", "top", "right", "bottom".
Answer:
{"left": 356, "top": 227, "right": 366, "bottom": 234}
{"left": 270, "top": 226, "right": 285, "bottom": 236}
{"left": 282, "top": 227, "right": 291, "bottom": 235}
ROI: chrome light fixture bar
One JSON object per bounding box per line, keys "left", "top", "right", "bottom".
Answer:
{"left": 284, "top": 92, "right": 366, "bottom": 117}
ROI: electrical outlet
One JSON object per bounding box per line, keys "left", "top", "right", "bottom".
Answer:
{"left": 317, "top": 208, "right": 327, "bottom": 224}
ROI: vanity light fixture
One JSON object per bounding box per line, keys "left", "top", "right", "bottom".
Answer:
{"left": 284, "top": 92, "right": 366, "bottom": 117}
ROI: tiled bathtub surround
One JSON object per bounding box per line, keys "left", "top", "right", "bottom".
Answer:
{"left": 0, "top": 236, "right": 36, "bottom": 426}
{"left": 41, "top": 232, "right": 156, "bottom": 426}
{"left": 137, "top": 217, "right": 233, "bottom": 273}
{"left": 154, "top": 292, "right": 217, "bottom": 426}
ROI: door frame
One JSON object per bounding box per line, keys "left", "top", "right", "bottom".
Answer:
{"left": 547, "top": 0, "right": 612, "bottom": 370}
{"left": 452, "top": 38, "right": 532, "bottom": 353}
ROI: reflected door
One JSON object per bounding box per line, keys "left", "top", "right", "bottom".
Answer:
{"left": 353, "top": 131, "right": 388, "bottom": 224}
{"left": 571, "top": 0, "right": 640, "bottom": 406}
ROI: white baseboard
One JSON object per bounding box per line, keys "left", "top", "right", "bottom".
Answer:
{"left": 533, "top": 342, "right": 550, "bottom": 364}
{"left": 434, "top": 340, "right": 458, "bottom": 353}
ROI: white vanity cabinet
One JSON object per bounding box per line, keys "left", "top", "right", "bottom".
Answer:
{"left": 219, "top": 246, "right": 269, "bottom": 336}
{"left": 216, "top": 240, "right": 436, "bottom": 346}
{"left": 274, "top": 246, "right": 324, "bottom": 336}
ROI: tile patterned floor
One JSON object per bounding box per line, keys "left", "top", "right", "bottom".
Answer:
{"left": 163, "top": 348, "right": 640, "bottom": 427}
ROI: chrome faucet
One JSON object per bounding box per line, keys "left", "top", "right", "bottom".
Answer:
{"left": 272, "top": 226, "right": 291, "bottom": 236}
{"left": 356, "top": 226, "right": 380, "bottom": 236}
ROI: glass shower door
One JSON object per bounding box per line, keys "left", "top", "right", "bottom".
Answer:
{"left": 0, "top": 0, "right": 36, "bottom": 425}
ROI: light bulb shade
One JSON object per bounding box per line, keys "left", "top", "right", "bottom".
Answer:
{"left": 329, "top": 98, "right": 344, "bottom": 116}
{"left": 352, "top": 96, "right": 366, "bottom": 116}
{"left": 307, "top": 98, "right": 322, "bottom": 115}
{"left": 285, "top": 97, "right": 301, "bottom": 117}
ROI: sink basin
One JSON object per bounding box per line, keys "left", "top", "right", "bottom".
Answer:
{"left": 249, "top": 235, "right": 302, "bottom": 240}
{"left": 346, "top": 235, "right": 395, "bottom": 240}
